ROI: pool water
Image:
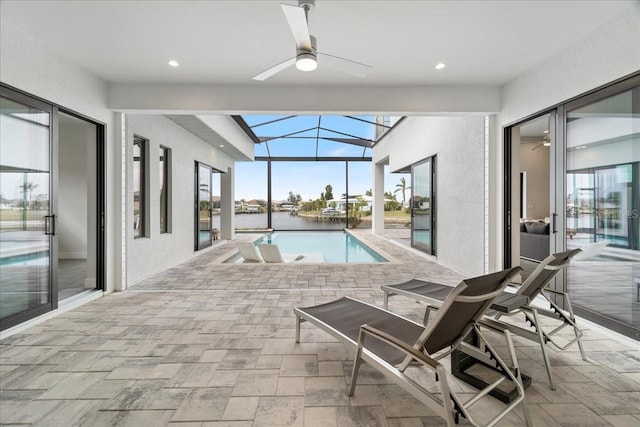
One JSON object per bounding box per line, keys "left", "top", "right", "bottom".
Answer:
{"left": 251, "top": 231, "right": 386, "bottom": 263}
{"left": 0, "top": 251, "right": 49, "bottom": 266}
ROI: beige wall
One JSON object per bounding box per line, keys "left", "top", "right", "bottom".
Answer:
{"left": 519, "top": 143, "right": 550, "bottom": 220}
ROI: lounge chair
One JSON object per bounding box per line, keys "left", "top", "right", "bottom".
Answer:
{"left": 382, "top": 249, "right": 584, "bottom": 390}
{"left": 237, "top": 241, "right": 263, "bottom": 263}
{"left": 295, "top": 267, "right": 532, "bottom": 427}
{"left": 258, "top": 244, "right": 304, "bottom": 263}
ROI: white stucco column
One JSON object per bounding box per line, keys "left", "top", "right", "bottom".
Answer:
{"left": 372, "top": 162, "right": 385, "bottom": 235}
{"left": 114, "top": 112, "right": 127, "bottom": 291}
{"left": 220, "top": 166, "right": 235, "bottom": 240}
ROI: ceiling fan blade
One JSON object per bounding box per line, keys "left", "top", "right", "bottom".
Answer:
{"left": 252, "top": 57, "right": 296, "bottom": 81}
{"left": 318, "top": 52, "right": 372, "bottom": 78}
{"left": 280, "top": 3, "right": 312, "bottom": 50}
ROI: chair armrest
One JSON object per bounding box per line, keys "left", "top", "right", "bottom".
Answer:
{"left": 360, "top": 324, "right": 440, "bottom": 370}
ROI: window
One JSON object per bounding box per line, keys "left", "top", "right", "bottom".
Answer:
{"left": 133, "top": 136, "right": 146, "bottom": 238}
{"left": 411, "top": 156, "right": 436, "bottom": 255}
{"left": 195, "top": 162, "right": 213, "bottom": 250}
{"left": 159, "top": 146, "right": 171, "bottom": 233}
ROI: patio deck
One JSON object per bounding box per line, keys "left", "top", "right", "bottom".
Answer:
{"left": 1, "top": 230, "right": 639, "bottom": 426}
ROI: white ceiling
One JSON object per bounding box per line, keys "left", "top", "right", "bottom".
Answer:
{"left": 1, "top": 0, "right": 635, "bottom": 87}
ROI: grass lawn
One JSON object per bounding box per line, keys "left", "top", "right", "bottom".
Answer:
{"left": 0, "top": 209, "right": 48, "bottom": 221}
{"left": 384, "top": 210, "right": 410, "bottom": 219}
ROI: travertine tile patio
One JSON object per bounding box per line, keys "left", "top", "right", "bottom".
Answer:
{"left": 1, "top": 230, "right": 639, "bottom": 426}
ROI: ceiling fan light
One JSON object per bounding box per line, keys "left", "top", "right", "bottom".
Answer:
{"left": 296, "top": 53, "right": 317, "bottom": 71}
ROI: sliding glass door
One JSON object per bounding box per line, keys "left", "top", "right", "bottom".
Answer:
{"left": 0, "top": 90, "right": 54, "bottom": 328}
{"left": 506, "top": 76, "right": 639, "bottom": 339}
{"left": 195, "top": 162, "right": 213, "bottom": 250}
{"left": 411, "top": 156, "right": 436, "bottom": 255}
{"left": 0, "top": 85, "right": 105, "bottom": 331}
{"left": 564, "top": 82, "right": 640, "bottom": 337}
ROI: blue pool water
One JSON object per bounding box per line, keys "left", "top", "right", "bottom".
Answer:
{"left": 0, "top": 251, "right": 49, "bottom": 266}
{"left": 248, "top": 231, "right": 386, "bottom": 263}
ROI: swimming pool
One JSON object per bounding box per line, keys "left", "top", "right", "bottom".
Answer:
{"left": 0, "top": 251, "right": 49, "bottom": 266}
{"left": 232, "top": 231, "right": 387, "bottom": 263}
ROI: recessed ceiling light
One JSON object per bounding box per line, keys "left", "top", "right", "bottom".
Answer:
{"left": 219, "top": 144, "right": 225, "bottom": 148}
{"left": 543, "top": 142, "right": 551, "bottom": 147}
{"left": 435, "top": 62, "right": 446, "bottom": 70}
{"left": 168, "top": 60, "right": 179, "bottom": 67}
{"left": 543, "top": 129, "right": 549, "bottom": 134}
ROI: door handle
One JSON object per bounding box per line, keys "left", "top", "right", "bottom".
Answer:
{"left": 552, "top": 213, "right": 557, "bottom": 234}
{"left": 44, "top": 214, "right": 56, "bottom": 236}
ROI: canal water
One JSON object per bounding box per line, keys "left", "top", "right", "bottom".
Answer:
{"left": 213, "top": 211, "right": 409, "bottom": 230}
{"left": 234, "top": 211, "right": 347, "bottom": 230}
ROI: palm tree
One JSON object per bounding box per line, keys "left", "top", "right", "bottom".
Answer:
{"left": 324, "top": 184, "right": 334, "bottom": 201}
{"left": 394, "top": 177, "right": 410, "bottom": 207}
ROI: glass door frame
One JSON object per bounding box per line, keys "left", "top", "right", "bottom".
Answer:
{"left": 0, "top": 86, "right": 56, "bottom": 329}
{"left": 195, "top": 162, "right": 224, "bottom": 251}
{"left": 410, "top": 155, "right": 437, "bottom": 255}
{"left": 503, "top": 72, "right": 640, "bottom": 339}
{"left": 503, "top": 111, "right": 560, "bottom": 270}
{"left": 559, "top": 74, "right": 640, "bottom": 338}
{"left": 195, "top": 162, "right": 213, "bottom": 251}
{"left": 0, "top": 83, "right": 106, "bottom": 331}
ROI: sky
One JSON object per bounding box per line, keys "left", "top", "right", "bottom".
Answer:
{"left": 233, "top": 115, "right": 409, "bottom": 202}
{"left": 234, "top": 161, "right": 409, "bottom": 202}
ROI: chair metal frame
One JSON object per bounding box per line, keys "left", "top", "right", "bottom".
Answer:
{"left": 382, "top": 249, "right": 585, "bottom": 390}
{"left": 295, "top": 267, "right": 532, "bottom": 427}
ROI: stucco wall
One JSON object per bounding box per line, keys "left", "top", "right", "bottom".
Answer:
{"left": 124, "top": 115, "right": 234, "bottom": 286}
{"left": 374, "top": 116, "right": 486, "bottom": 277}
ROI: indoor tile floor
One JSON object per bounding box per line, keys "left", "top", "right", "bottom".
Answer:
{"left": 1, "top": 231, "right": 639, "bottom": 426}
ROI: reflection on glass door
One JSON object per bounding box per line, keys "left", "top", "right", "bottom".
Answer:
{"left": 195, "top": 162, "right": 212, "bottom": 250}
{"left": 565, "top": 82, "right": 640, "bottom": 338}
{"left": 566, "top": 171, "right": 595, "bottom": 244}
{"left": 211, "top": 171, "right": 221, "bottom": 237}
{"left": 595, "top": 165, "right": 633, "bottom": 247}
{"left": 0, "top": 92, "right": 53, "bottom": 328}
{"left": 411, "top": 156, "right": 436, "bottom": 255}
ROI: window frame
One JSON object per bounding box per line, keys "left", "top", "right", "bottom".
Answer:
{"left": 133, "top": 135, "right": 147, "bottom": 238}
{"left": 159, "top": 145, "right": 171, "bottom": 234}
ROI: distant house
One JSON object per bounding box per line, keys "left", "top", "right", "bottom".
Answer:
{"left": 211, "top": 196, "right": 221, "bottom": 209}
{"left": 330, "top": 195, "right": 372, "bottom": 213}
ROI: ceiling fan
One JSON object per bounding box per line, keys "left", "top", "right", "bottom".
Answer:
{"left": 531, "top": 135, "right": 551, "bottom": 151}
{"left": 252, "top": 0, "right": 373, "bottom": 81}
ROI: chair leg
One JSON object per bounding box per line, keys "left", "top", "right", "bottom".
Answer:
{"left": 349, "top": 329, "right": 366, "bottom": 396}
{"left": 423, "top": 307, "right": 432, "bottom": 325}
{"left": 472, "top": 326, "right": 533, "bottom": 427}
{"left": 383, "top": 291, "right": 390, "bottom": 310}
{"left": 503, "top": 329, "right": 533, "bottom": 427}
{"left": 295, "top": 315, "right": 301, "bottom": 343}
{"left": 531, "top": 308, "right": 555, "bottom": 390}
{"left": 563, "top": 294, "right": 587, "bottom": 361}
